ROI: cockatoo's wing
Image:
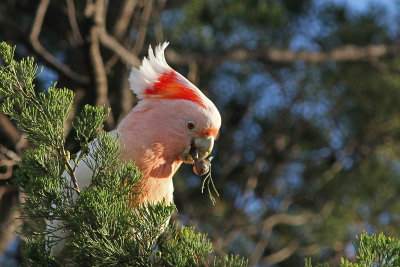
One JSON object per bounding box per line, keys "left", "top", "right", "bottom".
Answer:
{"left": 47, "top": 132, "right": 118, "bottom": 256}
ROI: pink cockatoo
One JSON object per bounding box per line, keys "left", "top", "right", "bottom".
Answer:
{"left": 48, "top": 42, "right": 221, "bottom": 255}
{"left": 117, "top": 42, "right": 221, "bottom": 205}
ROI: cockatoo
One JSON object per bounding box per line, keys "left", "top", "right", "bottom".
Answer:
{"left": 48, "top": 42, "right": 221, "bottom": 255}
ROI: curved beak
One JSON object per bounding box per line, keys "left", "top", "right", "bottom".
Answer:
{"left": 180, "top": 136, "right": 214, "bottom": 164}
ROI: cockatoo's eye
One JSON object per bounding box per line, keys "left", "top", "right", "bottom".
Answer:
{"left": 186, "top": 120, "right": 196, "bottom": 130}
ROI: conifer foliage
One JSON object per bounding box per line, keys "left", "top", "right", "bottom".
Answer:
{"left": 305, "top": 232, "right": 400, "bottom": 267}
{"left": 0, "top": 42, "right": 247, "bottom": 266}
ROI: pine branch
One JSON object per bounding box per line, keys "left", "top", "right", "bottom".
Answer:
{"left": 306, "top": 232, "right": 400, "bottom": 267}
{"left": 0, "top": 41, "right": 248, "bottom": 266}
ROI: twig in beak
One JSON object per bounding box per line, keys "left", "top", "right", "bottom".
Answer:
{"left": 189, "top": 145, "right": 219, "bottom": 205}
{"left": 190, "top": 145, "right": 210, "bottom": 176}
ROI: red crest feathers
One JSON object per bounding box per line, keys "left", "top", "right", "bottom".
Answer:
{"left": 144, "top": 71, "right": 207, "bottom": 109}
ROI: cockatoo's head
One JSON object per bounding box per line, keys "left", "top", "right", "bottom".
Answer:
{"left": 128, "top": 42, "right": 221, "bottom": 165}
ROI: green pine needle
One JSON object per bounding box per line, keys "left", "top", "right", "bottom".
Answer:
{"left": 200, "top": 159, "right": 220, "bottom": 205}
{"left": 0, "top": 41, "right": 248, "bottom": 266}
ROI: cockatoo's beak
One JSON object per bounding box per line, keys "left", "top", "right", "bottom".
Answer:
{"left": 180, "top": 136, "right": 214, "bottom": 164}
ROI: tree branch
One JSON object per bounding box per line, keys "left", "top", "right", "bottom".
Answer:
{"left": 85, "top": 0, "right": 142, "bottom": 69}
{"left": 0, "top": 114, "right": 20, "bottom": 146}
{"left": 152, "top": 0, "right": 166, "bottom": 43}
{"left": 99, "top": 30, "right": 141, "bottom": 67}
{"left": 66, "top": 0, "right": 84, "bottom": 46}
{"left": 261, "top": 240, "right": 299, "bottom": 265}
{"left": 368, "top": 57, "right": 400, "bottom": 75}
{"left": 117, "top": 71, "right": 135, "bottom": 124}
{"left": 250, "top": 211, "right": 312, "bottom": 265}
{"left": 112, "top": 0, "right": 137, "bottom": 40}
{"left": 187, "top": 58, "right": 198, "bottom": 84}
{"left": 0, "top": 145, "right": 20, "bottom": 161}
{"left": 133, "top": 0, "right": 153, "bottom": 54}
{"left": 86, "top": 0, "right": 115, "bottom": 128}
{"left": 165, "top": 44, "right": 400, "bottom": 66}
{"left": 29, "top": 0, "right": 89, "bottom": 86}
{"left": 255, "top": 44, "right": 400, "bottom": 63}
{"left": 0, "top": 185, "right": 20, "bottom": 254}
{"left": 0, "top": 144, "right": 20, "bottom": 182}
{"left": 250, "top": 201, "right": 334, "bottom": 265}
{"left": 89, "top": 0, "right": 108, "bottom": 107}
{"left": 102, "top": 0, "right": 140, "bottom": 70}
{"left": 0, "top": 156, "right": 17, "bottom": 181}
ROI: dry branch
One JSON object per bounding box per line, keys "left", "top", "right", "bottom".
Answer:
{"left": 261, "top": 240, "right": 299, "bottom": 265}
{"left": 0, "top": 186, "right": 20, "bottom": 254}
{"left": 0, "top": 114, "right": 20, "bottom": 145}
{"left": 0, "top": 147, "right": 22, "bottom": 255}
{"left": 66, "top": 0, "right": 84, "bottom": 45}
{"left": 113, "top": 0, "right": 137, "bottom": 40}
{"left": 99, "top": 30, "right": 141, "bottom": 67}
{"left": 89, "top": 0, "right": 108, "bottom": 108}
{"left": 152, "top": 0, "right": 166, "bottom": 43}
{"left": 0, "top": 144, "right": 20, "bottom": 181}
{"left": 30, "top": 0, "right": 89, "bottom": 86}
{"left": 133, "top": 0, "right": 153, "bottom": 54}
{"left": 165, "top": 44, "right": 400, "bottom": 66}
{"left": 267, "top": 44, "right": 400, "bottom": 62}
{"left": 250, "top": 211, "right": 312, "bottom": 265}
{"left": 250, "top": 201, "right": 333, "bottom": 265}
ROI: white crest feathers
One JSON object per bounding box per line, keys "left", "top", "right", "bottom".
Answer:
{"left": 128, "top": 42, "right": 172, "bottom": 100}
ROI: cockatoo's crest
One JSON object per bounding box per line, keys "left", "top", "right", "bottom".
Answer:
{"left": 129, "top": 42, "right": 207, "bottom": 109}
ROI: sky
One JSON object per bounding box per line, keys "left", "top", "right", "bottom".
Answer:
{"left": 329, "top": 0, "right": 399, "bottom": 36}
{"left": 331, "top": 0, "right": 398, "bottom": 13}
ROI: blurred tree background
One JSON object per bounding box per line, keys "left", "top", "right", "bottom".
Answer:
{"left": 1, "top": 0, "right": 400, "bottom": 266}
